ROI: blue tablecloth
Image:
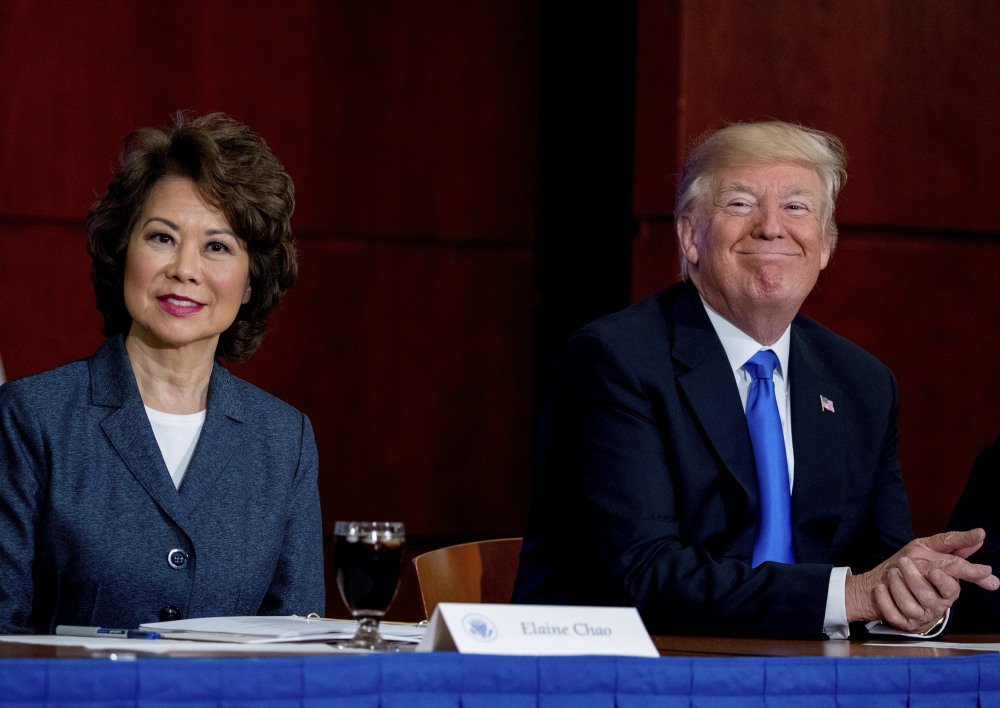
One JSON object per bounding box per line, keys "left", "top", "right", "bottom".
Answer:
{"left": 2, "top": 652, "right": 999, "bottom": 706}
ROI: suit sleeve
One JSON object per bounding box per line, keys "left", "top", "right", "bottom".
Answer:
{"left": 0, "top": 384, "right": 44, "bottom": 633}
{"left": 531, "top": 332, "right": 834, "bottom": 638}
{"left": 850, "top": 367, "right": 912, "bottom": 573}
{"left": 258, "top": 413, "right": 326, "bottom": 616}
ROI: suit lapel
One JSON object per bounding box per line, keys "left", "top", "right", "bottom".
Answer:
{"left": 92, "top": 336, "right": 188, "bottom": 526}
{"left": 789, "top": 322, "right": 847, "bottom": 562}
{"left": 663, "top": 290, "right": 850, "bottom": 562}
{"left": 177, "top": 363, "right": 248, "bottom": 513}
{"left": 667, "top": 289, "right": 758, "bottom": 505}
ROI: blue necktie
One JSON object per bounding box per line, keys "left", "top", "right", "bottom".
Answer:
{"left": 744, "top": 350, "right": 795, "bottom": 566}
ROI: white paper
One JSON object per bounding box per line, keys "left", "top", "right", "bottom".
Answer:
{"left": 865, "top": 640, "right": 1000, "bottom": 653}
{"left": 0, "top": 634, "right": 343, "bottom": 654}
{"left": 140, "top": 615, "right": 424, "bottom": 644}
{"left": 416, "top": 603, "right": 658, "bottom": 657}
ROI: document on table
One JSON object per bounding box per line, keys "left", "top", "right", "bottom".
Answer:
{"left": 140, "top": 615, "right": 426, "bottom": 644}
{"left": 865, "top": 640, "right": 1000, "bottom": 652}
{"left": 0, "top": 634, "right": 342, "bottom": 654}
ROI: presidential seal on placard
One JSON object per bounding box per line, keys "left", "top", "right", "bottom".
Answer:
{"left": 461, "top": 614, "right": 498, "bottom": 642}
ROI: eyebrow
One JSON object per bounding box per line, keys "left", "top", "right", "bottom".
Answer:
{"left": 142, "top": 217, "right": 237, "bottom": 237}
{"left": 716, "top": 181, "right": 818, "bottom": 199}
{"left": 717, "top": 180, "right": 757, "bottom": 195}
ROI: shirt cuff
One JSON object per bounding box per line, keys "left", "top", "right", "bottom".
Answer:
{"left": 823, "top": 566, "right": 851, "bottom": 639}
{"left": 864, "top": 607, "right": 951, "bottom": 638}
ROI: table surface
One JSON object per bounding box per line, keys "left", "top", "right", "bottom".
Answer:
{"left": 652, "top": 634, "right": 997, "bottom": 658}
{"left": 1, "top": 633, "right": 996, "bottom": 659}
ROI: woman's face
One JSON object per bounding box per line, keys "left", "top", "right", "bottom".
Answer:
{"left": 123, "top": 177, "right": 251, "bottom": 356}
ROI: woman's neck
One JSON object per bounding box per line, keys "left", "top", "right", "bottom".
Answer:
{"left": 125, "top": 334, "right": 215, "bottom": 414}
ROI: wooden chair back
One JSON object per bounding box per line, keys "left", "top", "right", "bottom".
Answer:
{"left": 411, "top": 537, "right": 523, "bottom": 619}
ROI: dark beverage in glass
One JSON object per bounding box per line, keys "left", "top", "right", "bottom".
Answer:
{"left": 333, "top": 521, "right": 405, "bottom": 651}
{"left": 335, "top": 532, "right": 404, "bottom": 618}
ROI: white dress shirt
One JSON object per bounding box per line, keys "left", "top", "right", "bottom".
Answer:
{"left": 700, "top": 298, "right": 851, "bottom": 638}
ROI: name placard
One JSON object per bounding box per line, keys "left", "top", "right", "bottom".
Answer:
{"left": 415, "top": 603, "right": 658, "bottom": 657}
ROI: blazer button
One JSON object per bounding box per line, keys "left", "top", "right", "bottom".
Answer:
{"left": 159, "top": 604, "right": 181, "bottom": 622}
{"left": 167, "top": 549, "right": 189, "bottom": 569}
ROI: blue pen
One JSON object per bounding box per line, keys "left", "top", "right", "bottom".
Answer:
{"left": 56, "top": 625, "right": 161, "bottom": 640}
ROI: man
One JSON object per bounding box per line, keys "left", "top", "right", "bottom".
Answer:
{"left": 513, "top": 121, "right": 997, "bottom": 638}
{"left": 948, "top": 433, "right": 1000, "bottom": 631}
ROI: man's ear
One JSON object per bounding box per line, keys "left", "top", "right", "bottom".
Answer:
{"left": 676, "top": 214, "right": 700, "bottom": 265}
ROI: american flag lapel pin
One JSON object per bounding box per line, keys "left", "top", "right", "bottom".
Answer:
{"left": 819, "top": 395, "right": 835, "bottom": 413}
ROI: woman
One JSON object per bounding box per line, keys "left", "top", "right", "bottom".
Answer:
{"left": 0, "top": 112, "right": 324, "bottom": 633}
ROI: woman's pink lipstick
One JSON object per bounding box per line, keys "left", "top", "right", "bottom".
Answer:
{"left": 157, "top": 294, "right": 205, "bottom": 317}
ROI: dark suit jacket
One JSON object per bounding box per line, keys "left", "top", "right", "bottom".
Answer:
{"left": 947, "top": 433, "right": 1000, "bottom": 632}
{"left": 514, "top": 282, "right": 912, "bottom": 637}
{"left": 0, "top": 335, "right": 325, "bottom": 633}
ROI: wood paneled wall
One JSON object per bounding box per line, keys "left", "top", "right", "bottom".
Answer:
{"left": 0, "top": 1, "right": 538, "bottom": 620}
{"left": 633, "top": 0, "right": 1000, "bottom": 536}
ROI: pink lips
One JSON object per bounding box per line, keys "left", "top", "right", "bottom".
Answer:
{"left": 156, "top": 294, "right": 205, "bottom": 317}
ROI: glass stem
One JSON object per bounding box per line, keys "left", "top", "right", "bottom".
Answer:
{"left": 354, "top": 616, "right": 381, "bottom": 641}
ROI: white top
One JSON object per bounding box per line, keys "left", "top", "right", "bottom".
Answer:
{"left": 699, "top": 298, "right": 850, "bottom": 639}
{"left": 144, "top": 406, "right": 206, "bottom": 490}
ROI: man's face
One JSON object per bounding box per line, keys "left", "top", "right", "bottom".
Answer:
{"left": 676, "top": 161, "right": 830, "bottom": 330}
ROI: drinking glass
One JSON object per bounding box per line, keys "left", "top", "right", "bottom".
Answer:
{"left": 334, "top": 520, "right": 406, "bottom": 651}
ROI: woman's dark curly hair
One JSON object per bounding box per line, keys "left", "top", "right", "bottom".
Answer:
{"left": 87, "top": 111, "right": 297, "bottom": 362}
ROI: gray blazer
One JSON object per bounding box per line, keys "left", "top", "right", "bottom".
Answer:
{"left": 0, "top": 335, "right": 325, "bottom": 633}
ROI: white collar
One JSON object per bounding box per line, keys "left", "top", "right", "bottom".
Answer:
{"left": 700, "top": 297, "right": 792, "bottom": 380}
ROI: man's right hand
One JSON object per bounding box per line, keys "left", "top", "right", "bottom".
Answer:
{"left": 845, "top": 528, "right": 999, "bottom": 633}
